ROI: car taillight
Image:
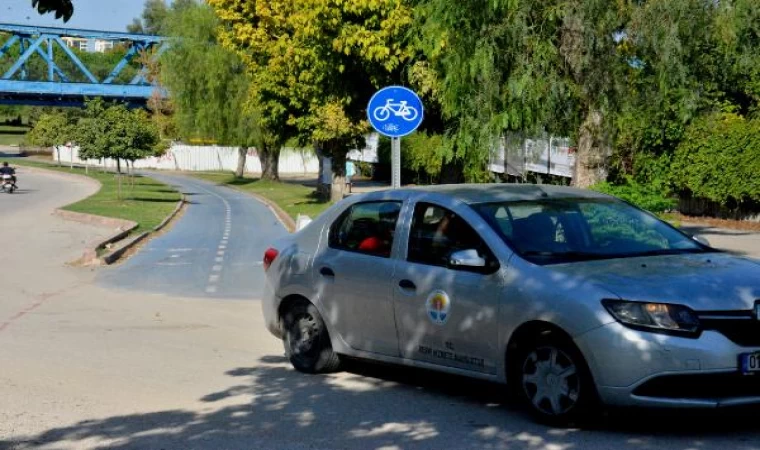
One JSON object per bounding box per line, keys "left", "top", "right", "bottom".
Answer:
{"left": 263, "top": 248, "right": 279, "bottom": 271}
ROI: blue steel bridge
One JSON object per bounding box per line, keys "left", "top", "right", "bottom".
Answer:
{"left": 0, "top": 23, "right": 167, "bottom": 107}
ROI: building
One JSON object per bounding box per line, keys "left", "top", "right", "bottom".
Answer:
{"left": 61, "top": 36, "right": 89, "bottom": 52}
{"left": 94, "top": 40, "right": 114, "bottom": 53}
{"left": 61, "top": 37, "right": 115, "bottom": 53}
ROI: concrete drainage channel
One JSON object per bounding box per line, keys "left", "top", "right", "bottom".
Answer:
{"left": 56, "top": 195, "right": 187, "bottom": 266}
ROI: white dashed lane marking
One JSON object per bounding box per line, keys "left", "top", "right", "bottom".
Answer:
{"left": 186, "top": 181, "right": 234, "bottom": 296}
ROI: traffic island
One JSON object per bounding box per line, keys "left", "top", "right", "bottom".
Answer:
{"left": 192, "top": 173, "right": 331, "bottom": 232}
{"left": 12, "top": 159, "right": 184, "bottom": 264}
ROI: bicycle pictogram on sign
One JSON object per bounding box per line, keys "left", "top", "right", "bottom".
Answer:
{"left": 372, "top": 99, "right": 420, "bottom": 123}
{"left": 367, "top": 86, "right": 424, "bottom": 138}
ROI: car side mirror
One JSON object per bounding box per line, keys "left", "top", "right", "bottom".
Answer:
{"left": 693, "top": 234, "right": 711, "bottom": 247}
{"left": 449, "top": 249, "right": 486, "bottom": 269}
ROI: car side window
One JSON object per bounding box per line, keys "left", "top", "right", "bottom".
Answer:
{"left": 328, "top": 201, "right": 402, "bottom": 258}
{"left": 407, "top": 203, "right": 498, "bottom": 272}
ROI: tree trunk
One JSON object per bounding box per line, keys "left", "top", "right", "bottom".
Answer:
{"left": 314, "top": 141, "right": 328, "bottom": 200}
{"left": 259, "top": 145, "right": 280, "bottom": 181}
{"left": 236, "top": 147, "right": 247, "bottom": 178}
{"left": 330, "top": 150, "right": 347, "bottom": 202}
{"left": 116, "top": 158, "right": 122, "bottom": 174}
{"left": 572, "top": 108, "right": 609, "bottom": 188}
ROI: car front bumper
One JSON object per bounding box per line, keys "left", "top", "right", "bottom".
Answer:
{"left": 576, "top": 322, "right": 760, "bottom": 408}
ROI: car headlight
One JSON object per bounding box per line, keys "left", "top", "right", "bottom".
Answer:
{"left": 602, "top": 300, "right": 700, "bottom": 336}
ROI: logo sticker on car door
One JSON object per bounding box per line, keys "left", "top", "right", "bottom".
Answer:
{"left": 426, "top": 290, "right": 451, "bottom": 325}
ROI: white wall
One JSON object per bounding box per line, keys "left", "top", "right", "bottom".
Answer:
{"left": 55, "top": 144, "right": 320, "bottom": 174}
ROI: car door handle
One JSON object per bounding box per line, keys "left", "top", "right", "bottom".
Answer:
{"left": 320, "top": 267, "right": 335, "bottom": 277}
{"left": 398, "top": 279, "right": 416, "bottom": 290}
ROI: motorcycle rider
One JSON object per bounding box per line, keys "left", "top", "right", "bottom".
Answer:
{"left": 0, "top": 162, "right": 17, "bottom": 185}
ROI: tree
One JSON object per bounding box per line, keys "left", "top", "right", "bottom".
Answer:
{"left": 608, "top": 0, "right": 760, "bottom": 188}
{"left": 159, "top": 3, "right": 269, "bottom": 179}
{"left": 127, "top": 0, "right": 198, "bottom": 34}
{"left": 126, "top": 0, "right": 168, "bottom": 35}
{"left": 75, "top": 99, "right": 165, "bottom": 177}
{"left": 415, "top": 0, "right": 631, "bottom": 187}
{"left": 209, "top": 0, "right": 414, "bottom": 201}
{"left": 26, "top": 111, "right": 75, "bottom": 165}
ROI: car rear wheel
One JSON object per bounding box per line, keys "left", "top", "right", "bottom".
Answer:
{"left": 516, "top": 335, "right": 597, "bottom": 424}
{"left": 282, "top": 301, "right": 341, "bottom": 373}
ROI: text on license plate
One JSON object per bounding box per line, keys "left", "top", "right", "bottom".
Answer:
{"left": 740, "top": 352, "right": 760, "bottom": 374}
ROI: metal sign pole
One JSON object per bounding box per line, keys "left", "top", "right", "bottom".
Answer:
{"left": 391, "top": 137, "right": 401, "bottom": 189}
{"left": 367, "top": 86, "right": 423, "bottom": 189}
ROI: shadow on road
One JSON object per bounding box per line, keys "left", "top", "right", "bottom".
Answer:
{"left": 3, "top": 356, "right": 760, "bottom": 449}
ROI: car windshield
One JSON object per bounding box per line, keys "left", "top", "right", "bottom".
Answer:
{"left": 472, "top": 198, "right": 711, "bottom": 265}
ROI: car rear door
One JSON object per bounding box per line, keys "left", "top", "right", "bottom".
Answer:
{"left": 392, "top": 201, "right": 503, "bottom": 374}
{"left": 312, "top": 200, "right": 403, "bottom": 357}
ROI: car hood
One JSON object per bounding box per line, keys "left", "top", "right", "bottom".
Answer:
{"left": 548, "top": 252, "right": 760, "bottom": 312}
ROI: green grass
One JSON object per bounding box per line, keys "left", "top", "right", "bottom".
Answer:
{"left": 195, "top": 172, "right": 331, "bottom": 220}
{"left": 0, "top": 125, "right": 28, "bottom": 146}
{"left": 11, "top": 159, "right": 181, "bottom": 233}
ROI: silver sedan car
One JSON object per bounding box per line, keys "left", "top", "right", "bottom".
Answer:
{"left": 261, "top": 184, "right": 760, "bottom": 422}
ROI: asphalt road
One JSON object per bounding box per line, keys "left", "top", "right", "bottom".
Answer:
{"left": 97, "top": 172, "right": 288, "bottom": 299}
{"left": 2, "top": 166, "right": 760, "bottom": 450}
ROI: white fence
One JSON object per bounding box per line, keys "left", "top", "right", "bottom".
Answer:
{"left": 54, "top": 144, "right": 320, "bottom": 174}
{"left": 489, "top": 133, "right": 576, "bottom": 179}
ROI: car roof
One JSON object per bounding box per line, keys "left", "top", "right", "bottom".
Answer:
{"left": 368, "top": 183, "right": 612, "bottom": 205}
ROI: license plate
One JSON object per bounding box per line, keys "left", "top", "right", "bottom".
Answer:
{"left": 739, "top": 352, "right": 760, "bottom": 374}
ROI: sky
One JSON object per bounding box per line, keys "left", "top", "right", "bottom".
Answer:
{"left": 1, "top": 0, "right": 146, "bottom": 32}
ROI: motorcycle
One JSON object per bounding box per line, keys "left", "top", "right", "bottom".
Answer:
{"left": 1, "top": 174, "right": 16, "bottom": 194}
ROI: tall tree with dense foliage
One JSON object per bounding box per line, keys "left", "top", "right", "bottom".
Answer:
{"left": 127, "top": 0, "right": 198, "bottom": 34}
{"left": 209, "top": 0, "right": 414, "bottom": 200}
{"left": 159, "top": 3, "right": 269, "bottom": 178}
{"left": 416, "top": 0, "right": 630, "bottom": 187}
{"left": 609, "top": 0, "right": 760, "bottom": 190}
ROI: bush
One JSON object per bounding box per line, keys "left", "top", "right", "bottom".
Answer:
{"left": 671, "top": 113, "right": 760, "bottom": 206}
{"left": 591, "top": 178, "right": 677, "bottom": 213}
{"left": 377, "top": 132, "right": 445, "bottom": 184}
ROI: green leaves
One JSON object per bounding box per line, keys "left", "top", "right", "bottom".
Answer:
{"left": 209, "top": 0, "right": 414, "bottom": 150}
{"left": 671, "top": 113, "right": 760, "bottom": 207}
{"left": 160, "top": 3, "right": 261, "bottom": 148}
{"left": 26, "top": 112, "right": 73, "bottom": 148}
{"left": 74, "top": 99, "right": 165, "bottom": 163}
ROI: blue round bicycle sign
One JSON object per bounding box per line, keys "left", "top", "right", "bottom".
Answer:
{"left": 367, "top": 86, "right": 424, "bottom": 138}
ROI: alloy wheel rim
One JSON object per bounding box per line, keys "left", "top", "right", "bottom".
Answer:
{"left": 290, "top": 314, "right": 319, "bottom": 356}
{"left": 521, "top": 346, "right": 580, "bottom": 416}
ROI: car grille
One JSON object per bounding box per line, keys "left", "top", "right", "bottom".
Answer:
{"left": 698, "top": 310, "right": 760, "bottom": 347}
{"left": 633, "top": 373, "right": 760, "bottom": 399}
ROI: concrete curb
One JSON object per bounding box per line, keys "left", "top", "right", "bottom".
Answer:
{"left": 54, "top": 209, "right": 138, "bottom": 230}
{"left": 216, "top": 185, "right": 296, "bottom": 232}
{"left": 20, "top": 163, "right": 186, "bottom": 265}
{"left": 58, "top": 213, "right": 138, "bottom": 266}
{"left": 246, "top": 191, "right": 296, "bottom": 233}
{"left": 98, "top": 194, "right": 187, "bottom": 265}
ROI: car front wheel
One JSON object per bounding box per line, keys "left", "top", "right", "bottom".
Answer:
{"left": 517, "top": 335, "right": 597, "bottom": 424}
{"left": 282, "top": 301, "right": 341, "bottom": 374}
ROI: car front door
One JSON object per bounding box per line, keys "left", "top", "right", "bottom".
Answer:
{"left": 392, "top": 202, "right": 503, "bottom": 374}
{"left": 313, "top": 200, "right": 403, "bottom": 357}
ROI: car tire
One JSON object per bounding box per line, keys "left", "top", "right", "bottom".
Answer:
{"left": 282, "top": 301, "right": 341, "bottom": 374}
{"left": 514, "top": 334, "right": 598, "bottom": 425}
